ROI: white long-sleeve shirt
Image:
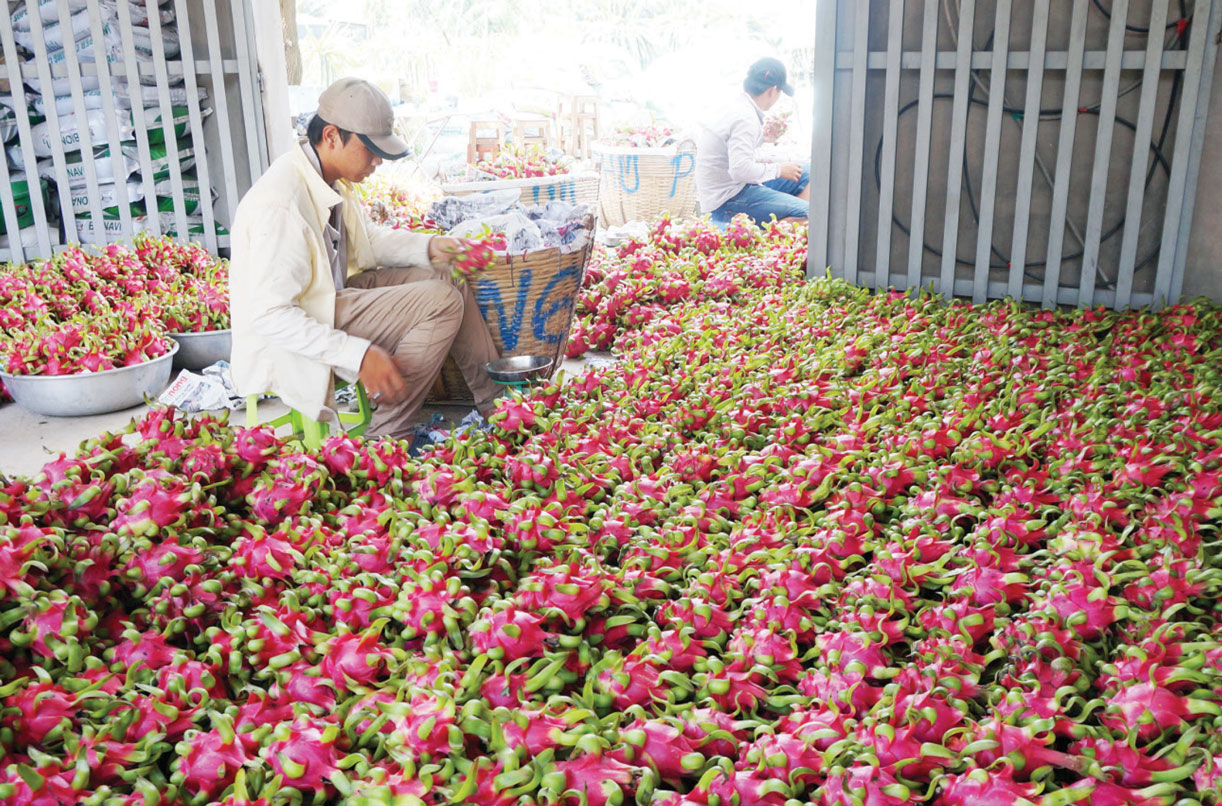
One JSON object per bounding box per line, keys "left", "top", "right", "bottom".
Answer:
{"left": 694, "top": 93, "right": 781, "bottom": 213}
{"left": 229, "top": 141, "right": 434, "bottom": 420}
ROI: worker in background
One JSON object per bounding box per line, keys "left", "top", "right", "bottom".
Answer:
{"left": 229, "top": 77, "right": 501, "bottom": 441}
{"left": 695, "top": 57, "right": 809, "bottom": 226}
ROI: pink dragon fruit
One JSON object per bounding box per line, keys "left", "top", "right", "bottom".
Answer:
{"left": 632, "top": 629, "right": 707, "bottom": 672}
{"left": 818, "top": 764, "right": 912, "bottom": 806}
{"left": 681, "top": 708, "right": 751, "bottom": 757}
{"left": 124, "top": 539, "right": 203, "bottom": 587}
{"left": 3, "top": 681, "right": 77, "bottom": 746}
{"left": 551, "top": 753, "right": 645, "bottom": 806}
{"left": 229, "top": 526, "right": 302, "bottom": 581}
{"left": 112, "top": 470, "right": 195, "bottom": 537}
{"left": 270, "top": 661, "right": 336, "bottom": 713}
{"left": 469, "top": 606, "right": 557, "bottom": 660}
{"left": 609, "top": 719, "right": 704, "bottom": 781}
{"left": 695, "top": 768, "right": 791, "bottom": 806}
{"left": 935, "top": 765, "right": 1041, "bottom": 805}
{"left": 385, "top": 694, "right": 456, "bottom": 759}
{"left": 262, "top": 717, "right": 342, "bottom": 793}
{"left": 174, "top": 720, "right": 250, "bottom": 798}
{"left": 1099, "top": 682, "right": 1221, "bottom": 741}
{"left": 109, "top": 628, "right": 178, "bottom": 671}
{"left": 247, "top": 453, "right": 328, "bottom": 523}
{"left": 319, "top": 627, "right": 395, "bottom": 689}
{"left": 597, "top": 653, "right": 663, "bottom": 709}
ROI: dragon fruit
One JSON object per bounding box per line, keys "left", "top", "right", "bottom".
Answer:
{"left": 609, "top": 719, "right": 704, "bottom": 781}
{"left": 261, "top": 717, "right": 343, "bottom": 793}
{"left": 550, "top": 753, "right": 645, "bottom": 806}
{"left": 174, "top": 719, "right": 250, "bottom": 798}
{"left": 3, "top": 681, "right": 77, "bottom": 746}
{"left": 469, "top": 606, "right": 557, "bottom": 660}
{"left": 112, "top": 470, "right": 196, "bottom": 537}
{"left": 318, "top": 627, "right": 395, "bottom": 689}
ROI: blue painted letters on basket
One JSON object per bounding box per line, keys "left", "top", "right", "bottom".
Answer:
{"left": 529, "top": 182, "right": 577, "bottom": 204}
{"left": 533, "top": 266, "right": 580, "bottom": 344}
{"left": 474, "top": 264, "right": 579, "bottom": 351}
{"left": 610, "top": 155, "right": 640, "bottom": 194}
{"left": 670, "top": 153, "right": 695, "bottom": 198}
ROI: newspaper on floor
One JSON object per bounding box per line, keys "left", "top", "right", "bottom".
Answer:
{"left": 158, "top": 361, "right": 250, "bottom": 412}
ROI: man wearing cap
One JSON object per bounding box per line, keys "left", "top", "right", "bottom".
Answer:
{"left": 230, "top": 77, "right": 502, "bottom": 440}
{"left": 695, "top": 57, "right": 809, "bottom": 227}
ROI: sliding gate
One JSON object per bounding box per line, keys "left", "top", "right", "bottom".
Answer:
{"left": 0, "top": 0, "right": 270, "bottom": 262}
{"left": 808, "top": 0, "right": 1222, "bottom": 309}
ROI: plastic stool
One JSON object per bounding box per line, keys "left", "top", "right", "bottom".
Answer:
{"left": 245, "top": 381, "right": 372, "bottom": 450}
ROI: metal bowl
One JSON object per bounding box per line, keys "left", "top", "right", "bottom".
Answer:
{"left": 0, "top": 341, "right": 179, "bottom": 417}
{"left": 484, "top": 354, "right": 554, "bottom": 385}
{"left": 170, "top": 329, "right": 232, "bottom": 370}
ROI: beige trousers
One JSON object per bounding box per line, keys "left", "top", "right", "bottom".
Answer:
{"left": 336, "top": 266, "right": 502, "bottom": 439}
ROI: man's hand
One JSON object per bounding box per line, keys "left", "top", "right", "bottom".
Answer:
{"left": 428, "top": 236, "right": 459, "bottom": 268}
{"left": 779, "top": 162, "right": 803, "bottom": 182}
{"left": 358, "top": 345, "right": 408, "bottom": 406}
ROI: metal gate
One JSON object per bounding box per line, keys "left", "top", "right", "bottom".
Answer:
{"left": 808, "top": 0, "right": 1222, "bottom": 309}
{"left": 0, "top": 0, "right": 270, "bottom": 262}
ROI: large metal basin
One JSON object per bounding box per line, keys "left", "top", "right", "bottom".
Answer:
{"left": 0, "top": 341, "right": 178, "bottom": 417}
{"left": 170, "top": 329, "right": 232, "bottom": 370}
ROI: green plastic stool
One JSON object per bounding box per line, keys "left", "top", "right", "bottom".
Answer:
{"left": 245, "top": 380, "right": 372, "bottom": 450}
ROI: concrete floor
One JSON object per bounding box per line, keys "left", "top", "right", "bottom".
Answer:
{"left": 0, "top": 355, "right": 609, "bottom": 479}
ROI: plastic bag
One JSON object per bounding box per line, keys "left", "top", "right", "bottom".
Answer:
{"left": 450, "top": 211, "right": 544, "bottom": 253}
{"left": 28, "top": 105, "right": 203, "bottom": 158}
{"left": 428, "top": 189, "right": 521, "bottom": 230}
{"left": 13, "top": 141, "right": 197, "bottom": 188}
{"left": 33, "top": 85, "right": 205, "bottom": 117}
{"left": 69, "top": 176, "right": 208, "bottom": 217}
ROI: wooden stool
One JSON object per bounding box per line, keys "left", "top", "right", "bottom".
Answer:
{"left": 245, "top": 380, "right": 372, "bottom": 450}
{"left": 558, "top": 95, "right": 599, "bottom": 158}
{"left": 467, "top": 120, "right": 508, "bottom": 163}
{"left": 512, "top": 118, "right": 552, "bottom": 150}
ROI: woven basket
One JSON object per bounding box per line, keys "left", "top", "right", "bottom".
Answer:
{"left": 428, "top": 236, "right": 595, "bottom": 403}
{"left": 593, "top": 140, "right": 698, "bottom": 226}
{"left": 440, "top": 172, "right": 600, "bottom": 210}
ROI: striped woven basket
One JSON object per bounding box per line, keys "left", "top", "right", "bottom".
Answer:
{"left": 440, "top": 172, "right": 600, "bottom": 210}
{"left": 428, "top": 233, "right": 595, "bottom": 403}
{"left": 593, "top": 139, "right": 698, "bottom": 226}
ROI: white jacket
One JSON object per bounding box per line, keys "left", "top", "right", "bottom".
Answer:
{"left": 229, "top": 143, "right": 433, "bottom": 420}
{"left": 694, "top": 93, "right": 781, "bottom": 213}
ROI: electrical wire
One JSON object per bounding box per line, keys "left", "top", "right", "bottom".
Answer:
{"left": 878, "top": 0, "right": 1188, "bottom": 287}
{"left": 1092, "top": 0, "right": 1190, "bottom": 34}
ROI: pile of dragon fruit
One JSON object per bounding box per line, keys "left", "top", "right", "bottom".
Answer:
{"left": 3, "top": 213, "right": 1222, "bottom": 806}
{"left": 360, "top": 180, "right": 442, "bottom": 235}
{"left": 604, "top": 125, "right": 679, "bottom": 149}
{"left": 0, "top": 236, "right": 227, "bottom": 387}
{"left": 472, "top": 144, "right": 571, "bottom": 180}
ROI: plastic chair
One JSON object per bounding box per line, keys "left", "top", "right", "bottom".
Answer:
{"left": 245, "top": 380, "right": 372, "bottom": 450}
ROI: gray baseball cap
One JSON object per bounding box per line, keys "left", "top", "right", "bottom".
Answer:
{"left": 316, "top": 77, "right": 409, "bottom": 160}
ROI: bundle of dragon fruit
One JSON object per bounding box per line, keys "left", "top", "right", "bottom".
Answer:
{"left": 2, "top": 214, "right": 1222, "bottom": 805}
{"left": 762, "top": 110, "right": 791, "bottom": 143}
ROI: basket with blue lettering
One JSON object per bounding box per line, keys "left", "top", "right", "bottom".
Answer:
{"left": 592, "top": 139, "right": 698, "bottom": 227}
{"left": 440, "top": 171, "right": 600, "bottom": 211}
{"left": 428, "top": 222, "right": 596, "bottom": 403}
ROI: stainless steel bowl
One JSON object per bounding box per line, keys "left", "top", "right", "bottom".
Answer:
{"left": 170, "top": 329, "right": 232, "bottom": 370}
{"left": 0, "top": 341, "right": 179, "bottom": 417}
{"left": 484, "top": 354, "right": 554, "bottom": 384}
